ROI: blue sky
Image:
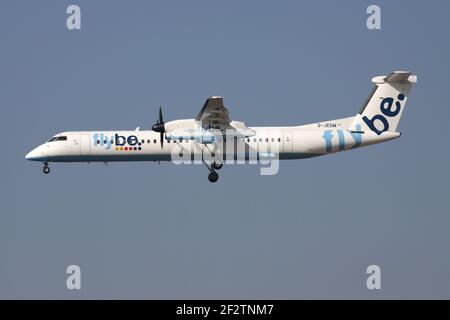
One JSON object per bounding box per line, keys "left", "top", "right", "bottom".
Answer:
{"left": 0, "top": 0, "right": 449, "bottom": 298}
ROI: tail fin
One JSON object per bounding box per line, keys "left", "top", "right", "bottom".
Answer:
{"left": 351, "top": 71, "right": 417, "bottom": 135}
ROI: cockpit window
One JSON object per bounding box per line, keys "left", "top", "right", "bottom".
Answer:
{"left": 48, "top": 136, "right": 67, "bottom": 142}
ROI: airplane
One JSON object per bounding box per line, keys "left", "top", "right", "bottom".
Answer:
{"left": 25, "top": 71, "right": 417, "bottom": 182}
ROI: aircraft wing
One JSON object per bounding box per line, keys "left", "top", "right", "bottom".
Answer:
{"left": 195, "top": 96, "right": 255, "bottom": 137}
{"left": 195, "top": 96, "right": 231, "bottom": 126}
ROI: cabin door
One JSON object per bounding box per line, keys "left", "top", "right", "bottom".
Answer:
{"left": 283, "top": 131, "right": 293, "bottom": 153}
{"left": 80, "top": 134, "right": 90, "bottom": 156}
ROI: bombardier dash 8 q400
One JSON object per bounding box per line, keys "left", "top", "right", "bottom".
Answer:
{"left": 26, "top": 71, "right": 416, "bottom": 182}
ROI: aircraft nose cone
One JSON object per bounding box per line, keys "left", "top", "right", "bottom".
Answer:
{"left": 25, "top": 149, "right": 37, "bottom": 160}
{"left": 25, "top": 146, "right": 46, "bottom": 161}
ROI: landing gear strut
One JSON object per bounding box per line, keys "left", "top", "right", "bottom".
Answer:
{"left": 43, "top": 162, "right": 50, "bottom": 174}
{"left": 202, "top": 156, "right": 220, "bottom": 183}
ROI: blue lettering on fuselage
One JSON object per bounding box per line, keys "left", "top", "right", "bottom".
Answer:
{"left": 337, "top": 130, "right": 345, "bottom": 151}
{"left": 350, "top": 124, "right": 362, "bottom": 148}
{"left": 92, "top": 133, "right": 139, "bottom": 149}
{"left": 322, "top": 131, "right": 333, "bottom": 152}
{"left": 322, "top": 124, "right": 363, "bottom": 152}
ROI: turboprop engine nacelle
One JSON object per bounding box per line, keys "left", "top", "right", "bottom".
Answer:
{"left": 167, "top": 132, "right": 217, "bottom": 144}
{"left": 195, "top": 134, "right": 216, "bottom": 144}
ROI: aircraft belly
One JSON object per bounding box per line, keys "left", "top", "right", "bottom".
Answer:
{"left": 46, "top": 153, "right": 173, "bottom": 162}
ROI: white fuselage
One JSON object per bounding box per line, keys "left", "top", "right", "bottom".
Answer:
{"left": 25, "top": 118, "right": 400, "bottom": 163}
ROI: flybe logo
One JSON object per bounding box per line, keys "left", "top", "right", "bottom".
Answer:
{"left": 362, "top": 94, "right": 405, "bottom": 135}
{"left": 92, "top": 133, "right": 142, "bottom": 151}
{"left": 322, "top": 124, "right": 362, "bottom": 153}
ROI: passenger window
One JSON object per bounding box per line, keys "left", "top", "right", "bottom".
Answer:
{"left": 253, "top": 138, "right": 257, "bottom": 142}
{"left": 147, "top": 139, "right": 151, "bottom": 144}
{"left": 153, "top": 139, "right": 157, "bottom": 144}
{"left": 265, "top": 138, "right": 268, "bottom": 142}
{"left": 271, "top": 138, "right": 274, "bottom": 142}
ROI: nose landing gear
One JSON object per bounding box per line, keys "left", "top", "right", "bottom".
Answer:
{"left": 43, "top": 162, "right": 50, "bottom": 174}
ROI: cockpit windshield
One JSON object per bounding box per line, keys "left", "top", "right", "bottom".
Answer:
{"left": 48, "top": 136, "right": 67, "bottom": 142}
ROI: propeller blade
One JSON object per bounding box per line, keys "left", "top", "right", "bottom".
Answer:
{"left": 159, "top": 106, "right": 164, "bottom": 124}
{"left": 152, "top": 106, "right": 166, "bottom": 148}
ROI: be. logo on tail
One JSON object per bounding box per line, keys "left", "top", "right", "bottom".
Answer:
{"left": 362, "top": 94, "right": 405, "bottom": 135}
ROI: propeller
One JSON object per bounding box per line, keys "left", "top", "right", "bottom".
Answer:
{"left": 151, "top": 106, "right": 165, "bottom": 148}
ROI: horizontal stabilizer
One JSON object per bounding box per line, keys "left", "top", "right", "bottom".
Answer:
{"left": 372, "top": 71, "right": 417, "bottom": 84}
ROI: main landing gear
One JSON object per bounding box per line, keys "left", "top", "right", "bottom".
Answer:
{"left": 203, "top": 160, "right": 222, "bottom": 183}
{"left": 212, "top": 162, "right": 223, "bottom": 170}
{"left": 208, "top": 171, "right": 219, "bottom": 183}
{"left": 208, "top": 161, "right": 222, "bottom": 182}
{"left": 201, "top": 146, "right": 223, "bottom": 182}
{"left": 43, "top": 162, "right": 50, "bottom": 174}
